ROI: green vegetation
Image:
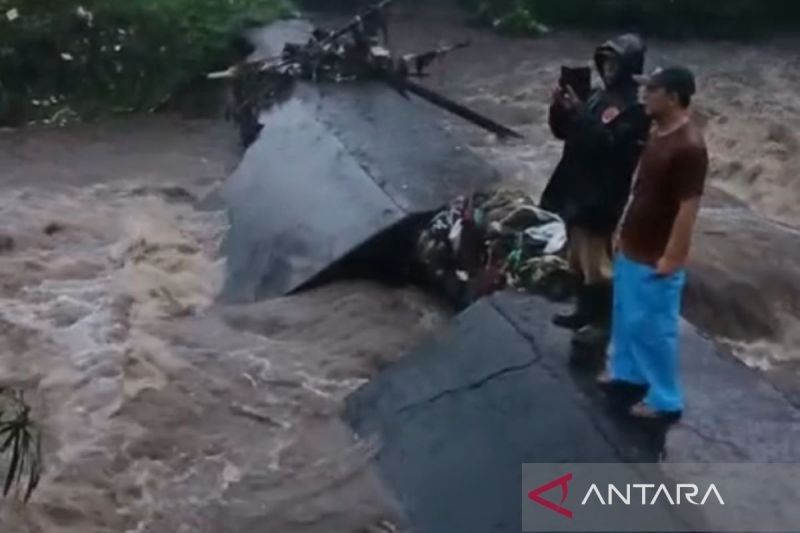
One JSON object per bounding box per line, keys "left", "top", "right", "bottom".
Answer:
{"left": 0, "top": 0, "right": 293, "bottom": 125}
{"left": 460, "top": 0, "right": 800, "bottom": 37}
{"left": 464, "top": 0, "right": 546, "bottom": 35}
{"left": 1, "top": 388, "right": 41, "bottom": 501}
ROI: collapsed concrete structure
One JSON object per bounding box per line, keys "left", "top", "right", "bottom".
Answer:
{"left": 219, "top": 17, "right": 500, "bottom": 301}
{"left": 220, "top": 17, "right": 800, "bottom": 533}
{"left": 220, "top": 80, "right": 499, "bottom": 301}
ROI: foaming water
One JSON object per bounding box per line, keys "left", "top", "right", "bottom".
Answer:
{"left": 0, "top": 182, "right": 443, "bottom": 532}
{"left": 724, "top": 318, "right": 800, "bottom": 371}
{"left": 0, "top": 185, "right": 223, "bottom": 531}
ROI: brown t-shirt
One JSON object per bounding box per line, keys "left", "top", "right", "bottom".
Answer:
{"left": 620, "top": 120, "right": 708, "bottom": 265}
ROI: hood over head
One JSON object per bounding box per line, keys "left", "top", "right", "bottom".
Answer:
{"left": 594, "top": 33, "right": 646, "bottom": 89}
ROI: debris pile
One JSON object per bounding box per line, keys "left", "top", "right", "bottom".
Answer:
{"left": 213, "top": 0, "right": 524, "bottom": 146}
{"left": 416, "top": 190, "right": 572, "bottom": 306}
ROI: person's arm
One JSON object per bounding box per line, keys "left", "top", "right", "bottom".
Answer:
{"left": 657, "top": 197, "right": 701, "bottom": 274}
{"left": 561, "top": 87, "right": 648, "bottom": 156}
{"left": 656, "top": 144, "right": 709, "bottom": 275}
{"left": 556, "top": 86, "right": 605, "bottom": 145}
{"left": 568, "top": 108, "right": 614, "bottom": 148}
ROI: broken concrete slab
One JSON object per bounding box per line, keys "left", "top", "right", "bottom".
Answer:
{"left": 344, "top": 292, "right": 800, "bottom": 532}
{"left": 492, "top": 293, "right": 800, "bottom": 462}
{"left": 344, "top": 297, "right": 655, "bottom": 533}
{"left": 220, "top": 81, "right": 498, "bottom": 302}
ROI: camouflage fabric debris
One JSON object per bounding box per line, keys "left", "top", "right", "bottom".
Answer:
{"left": 416, "top": 189, "right": 569, "bottom": 304}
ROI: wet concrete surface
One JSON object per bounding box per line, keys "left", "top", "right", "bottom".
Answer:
{"left": 346, "top": 292, "right": 800, "bottom": 532}
{"left": 346, "top": 298, "right": 640, "bottom": 533}
{"left": 221, "top": 76, "right": 498, "bottom": 301}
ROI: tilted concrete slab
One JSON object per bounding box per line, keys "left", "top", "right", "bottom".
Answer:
{"left": 220, "top": 80, "right": 498, "bottom": 302}
{"left": 344, "top": 292, "right": 800, "bottom": 532}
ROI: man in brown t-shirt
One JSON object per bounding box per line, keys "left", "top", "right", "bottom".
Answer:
{"left": 604, "top": 66, "right": 708, "bottom": 420}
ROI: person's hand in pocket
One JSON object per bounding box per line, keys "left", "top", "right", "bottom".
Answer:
{"left": 655, "top": 255, "right": 683, "bottom": 276}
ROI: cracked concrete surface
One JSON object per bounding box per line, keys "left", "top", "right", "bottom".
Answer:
{"left": 345, "top": 293, "right": 800, "bottom": 532}
{"left": 395, "top": 355, "right": 541, "bottom": 415}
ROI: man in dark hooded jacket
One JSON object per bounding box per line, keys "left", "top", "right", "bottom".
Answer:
{"left": 541, "top": 34, "right": 650, "bottom": 352}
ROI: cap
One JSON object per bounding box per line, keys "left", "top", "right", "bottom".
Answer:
{"left": 635, "top": 66, "right": 696, "bottom": 98}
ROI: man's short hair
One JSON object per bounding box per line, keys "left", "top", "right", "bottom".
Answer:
{"left": 637, "top": 66, "right": 697, "bottom": 107}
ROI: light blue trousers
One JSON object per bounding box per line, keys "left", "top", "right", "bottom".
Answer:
{"left": 609, "top": 253, "right": 686, "bottom": 412}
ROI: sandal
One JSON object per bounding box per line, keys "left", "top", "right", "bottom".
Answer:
{"left": 628, "top": 402, "right": 682, "bottom": 422}
{"left": 597, "top": 376, "right": 649, "bottom": 411}
{"left": 596, "top": 374, "right": 647, "bottom": 393}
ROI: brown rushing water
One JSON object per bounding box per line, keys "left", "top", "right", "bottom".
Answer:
{"left": 1, "top": 4, "right": 799, "bottom": 531}
{"left": 0, "top": 116, "right": 446, "bottom": 532}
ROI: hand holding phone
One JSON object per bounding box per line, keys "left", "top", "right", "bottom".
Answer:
{"left": 559, "top": 65, "right": 591, "bottom": 102}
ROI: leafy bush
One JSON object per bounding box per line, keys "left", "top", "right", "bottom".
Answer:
{"left": 0, "top": 0, "right": 293, "bottom": 125}
{"left": 460, "top": 0, "right": 800, "bottom": 37}
{"left": 0, "top": 388, "right": 41, "bottom": 502}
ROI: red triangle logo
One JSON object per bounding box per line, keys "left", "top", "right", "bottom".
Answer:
{"left": 528, "top": 472, "right": 573, "bottom": 519}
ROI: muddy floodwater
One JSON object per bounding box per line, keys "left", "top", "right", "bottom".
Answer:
{"left": 1, "top": 4, "right": 799, "bottom": 532}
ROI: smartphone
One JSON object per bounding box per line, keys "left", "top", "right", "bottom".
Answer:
{"left": 559, "top": 66, "right": 591, "bottom": 101}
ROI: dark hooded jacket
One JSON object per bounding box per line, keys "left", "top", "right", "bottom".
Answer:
{"left": 540, "top": 34, "right": 650, "bottom": 234}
